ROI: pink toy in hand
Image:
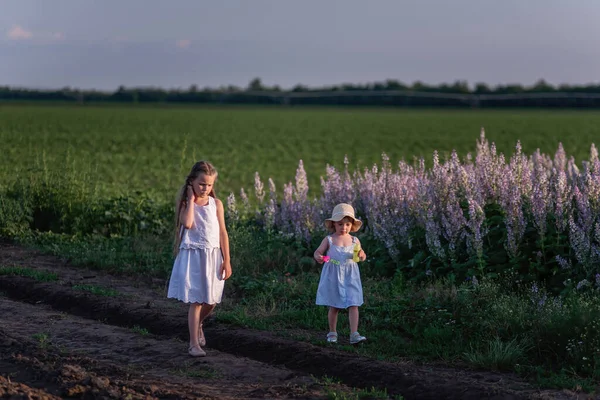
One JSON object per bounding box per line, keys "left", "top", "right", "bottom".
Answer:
{"left": 322, "top": 256, "right": 330, "bottom": 262}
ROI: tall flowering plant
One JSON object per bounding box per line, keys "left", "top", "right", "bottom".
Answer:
{"left": 226, "top": 130, "right": 600, "bottom": 289}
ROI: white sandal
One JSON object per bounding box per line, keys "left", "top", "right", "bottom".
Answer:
{"left": 188, "top": 345, "right": 206, "bottom": 357}
{"left": 326, "top": 332, "right": 338, "bottom": 343}
{"left": 349, "top": 331, "right": 366, "bottom": 344}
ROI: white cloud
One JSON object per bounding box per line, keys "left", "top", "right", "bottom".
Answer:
{"left": 6, "top": 25, "right": 65, "bottom": 42}
{"left": 7, "top": 25, "right": 33, "bottom": 40}
{"left": 176, "top": 39, "right": 191, "bottom": 49}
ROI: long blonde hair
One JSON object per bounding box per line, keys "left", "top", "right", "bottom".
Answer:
{"left": 173, "top": 161, "right": 218, "bottom": 255}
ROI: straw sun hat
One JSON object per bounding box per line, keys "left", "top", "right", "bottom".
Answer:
{"left": 324, "top": 203, "right": 363, "bottom": 232}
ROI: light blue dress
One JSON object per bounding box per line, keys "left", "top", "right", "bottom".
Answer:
{"left": 316, "top": 235, "right": 364, "bottom": 309}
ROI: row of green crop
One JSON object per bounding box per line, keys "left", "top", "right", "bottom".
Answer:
{"left": 3, "top": 105, "right": 600, "bottom": 199}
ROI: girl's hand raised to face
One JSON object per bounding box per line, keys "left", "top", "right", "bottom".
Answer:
{"left": 186, "top": 184, "right": 195, "bottom": 202}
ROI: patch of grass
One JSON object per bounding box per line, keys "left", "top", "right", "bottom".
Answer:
{"left": 130, "top": 325, "right": 150, "bottom": 336}
{"left": 0, "top": 266, "right": 58, "bottom": 282}
{"left": 171, "top": 364, "right": 220, "bottom": 379}
{"left": 464, "top": 337, "right": 531, "bottom": 371}
{"left": 320, "top": 376, "right": 403, "bottom": 400}
{"left": 356, "top": 387, "right": 398, "bottom": 399}
{"left": 72, "top": 284, "right": 118, "bottom": 297}
{"left": 32, "top": 333, "right": 50, "bottom": 349}
{"left": 22, "top": 232, "right": 172, "bottom": 279}
{"left": 515, "top": 365, "right": 598, "bottom": 393}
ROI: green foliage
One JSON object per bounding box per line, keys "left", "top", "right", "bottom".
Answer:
{"left": 1, "top": 170, "right": 172, "bottom": 239}
{"left": 0, "top": 266, "right": 58, "bottom": 282}
{"left": 369, "top": 199, "right": 589, "bottom": 293}
{"left": 20, "top": 231, "right": 173, "bottom": 278}
{"left": 2, "top": 79, "right": 600, "bottom": 108}
{"left": 88, "top": 194, "right": 172, "bottom": 237}
{"left": 171, "top": 363, "right": 220, "bottom": 379}
{"left": 32, "top": 333, "right": 50, "bottom": 349}
{"left": 515, "top": 365, "right": 597, "bottom": 392}
{"left": 131, "top": 325, "right": 150, "bottom": 336}
{"left": 3, "top": 105, "right": 600, "bottom": 200}
{"left": 0, "top": 191, "right": 32, "bottom": 237}
{"left": 72, "top": 284, "right": 119, "bottom": 297}
{"left": 464, "top": 337, "right": 531, "bottom": 371}
{"left": 321, "top": 374, "right": 403, "bottom": 400}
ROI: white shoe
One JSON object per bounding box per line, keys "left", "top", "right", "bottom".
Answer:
{"left": 188, "top": 345, "right": 206, "bottom": 357}
{"left": 326, "top": 332, "right": 338, "bottom": 343}
{"left": 349, "top": 331, "right": 366, "bottom": 344}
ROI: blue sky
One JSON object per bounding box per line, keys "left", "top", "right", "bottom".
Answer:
{"left": 1, "top": 0, "right": 599, "bottom": 90}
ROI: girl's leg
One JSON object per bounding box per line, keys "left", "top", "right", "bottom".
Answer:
{"left": 197, "top": 303, "right": 216, "bottom": 342}
{"left": 348, "top": 306, "right": 359, "bottom": 333}
{"left": 199, "top": 303, "right": 216, "bottom": 324}
{"left": 328, "top": 307, "right": 340, "bottom": 332}
{"left": 188, "top": 303, "right": 202, "bottom": 347}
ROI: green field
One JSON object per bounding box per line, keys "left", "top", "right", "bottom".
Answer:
{"left": 2, "top": 104, "right": 600, "bottom": 200}
{"left": 3, "top": 103, "right": 600, "bottom": 388}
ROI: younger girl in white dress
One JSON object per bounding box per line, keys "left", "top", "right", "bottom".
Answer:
{"left": 314, "top": 203, "right": 367, "bottom": 345}
{"left": 167, "top": 161, "right": 232, "bottom": 357}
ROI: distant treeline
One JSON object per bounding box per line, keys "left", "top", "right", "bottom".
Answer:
{"left": 2, "top": 78, "right": 600, "bottom": 108}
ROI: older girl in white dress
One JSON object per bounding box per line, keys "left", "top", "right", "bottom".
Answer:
{"left": 167, "top": 161, "right": 232, "bottom": 357}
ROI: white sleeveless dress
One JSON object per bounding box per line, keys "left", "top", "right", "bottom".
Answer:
{"left": 316, "top": 235, "right": 364, "bottom": 309}
{"left": 167, "top": 196, "right": 225, "bottom": 304}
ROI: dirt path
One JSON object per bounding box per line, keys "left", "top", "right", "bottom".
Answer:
{"left": 0, "top": 242, "right": 590, "bottom": 399}
{"left": 0, "top": 296, "right": 332, "bottom": 399}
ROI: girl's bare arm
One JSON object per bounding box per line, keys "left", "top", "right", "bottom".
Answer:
{"left": 356, "top": 237, "right": 367, "bottom": 262}
{"left": 215, "top": 198, "right": 232, "bottom": 279}
{"left": 313, "top": 237, "right": 329, "bottom": 264}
